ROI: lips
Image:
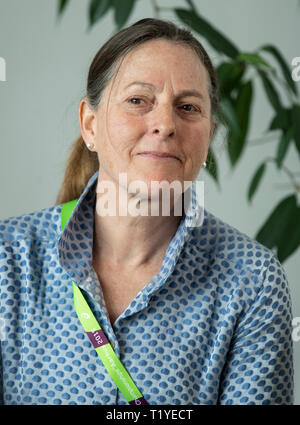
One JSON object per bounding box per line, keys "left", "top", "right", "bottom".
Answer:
{"left": 137, "top": 151, "right": 180, "bottom": 161}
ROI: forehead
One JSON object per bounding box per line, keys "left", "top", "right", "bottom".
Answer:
{"left": 110, "top": 39, "right": 209, "bottom": 93}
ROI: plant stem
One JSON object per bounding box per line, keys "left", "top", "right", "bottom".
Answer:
{"left": 273, "top": 183, "right": 298, "bottom": 190}
{"left": 159, "top": 7, "right": 174, "bottom": 11}
{"left": 265, "top": 156, "right": 300, "bottom": 191}
{"left": 248, "top": 131, "right": 280, "bottom": 146}
{"left": 151, "top": 0, "right": 160, "bottom": 18}
{"left": 280, "top": 164, "right": 300, "bottom": 191}
{"left": 185, "top": 0, "right": 197, "bottom": 13}
{"left": 269, "top": 69, "right": 297, "bottom": 105}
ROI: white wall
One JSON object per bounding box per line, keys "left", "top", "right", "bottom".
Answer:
{"left": 0, "top": 0, "right": 299, "bottom": 404}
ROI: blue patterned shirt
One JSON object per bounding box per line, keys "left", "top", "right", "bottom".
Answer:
{"left": 0, "top": 170, "right": 294, "bottom": 405}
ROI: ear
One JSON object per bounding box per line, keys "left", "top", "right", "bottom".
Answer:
{"left": 78, "top": 97, "right": 97, "bottom": 146}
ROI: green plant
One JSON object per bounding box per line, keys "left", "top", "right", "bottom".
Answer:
{"left": 57, "top": 0, "right": 300, "bottom": 263}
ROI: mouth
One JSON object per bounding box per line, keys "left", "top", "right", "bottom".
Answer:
{"left": 137, "top": 151, "right": 180, "bottom": 162}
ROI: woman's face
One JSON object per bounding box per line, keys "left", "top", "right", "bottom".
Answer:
{"left": 81, "top": 39, "right": 214, "bottom": 195}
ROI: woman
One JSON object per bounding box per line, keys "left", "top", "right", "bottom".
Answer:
{"left": 0, "top": 18, "right": 294, "bottom": 405}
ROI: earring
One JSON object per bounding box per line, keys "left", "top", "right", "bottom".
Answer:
{"left": 202, "top": 161, "right": 207, "bottom": 168}
{"left": 87, "top": 143, "right": 94, "bottom": 150}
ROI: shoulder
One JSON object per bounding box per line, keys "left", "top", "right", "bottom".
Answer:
{"left": 184, "top": 209, "right": 292, "bottom": 322}
{"left": 187, "top": 208, "right": 282, "bottom": 281}
{"left": 0, "top": 203, "right": 63, "bottom": 247}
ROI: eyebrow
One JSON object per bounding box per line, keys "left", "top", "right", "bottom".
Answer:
{"left": 125, "top": 81, "right": 205, "bottom": 100}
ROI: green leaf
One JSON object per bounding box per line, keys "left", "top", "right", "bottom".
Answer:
{"left": 256, "top": 194, "right": 300, "bottom": 263}
{"left": 247, "top": 162, "right": 266, "bottom": 203}
{"left": 216, "top": 61, "right": 245, "bottom": 96}
{"left": 260, "top": 44, "right": 298, "bottom": 95}
{"left": 276, "top": 128, "right": 293, "bottom": 169}
{"left": 112, "top": 0, "right": 136, "bottom": 30}
{"left": 174, "top": 9, "right": 239, "bottom": 59}
{"left": 89, "top": 0, "right": 112, "bottom": 27}
{"left": 258, "top": 69, "right": 283, "bottom": 115}
{"left": 292, "top": 103, "right": 300, "bottom": 156}
{"left": 268, "top": 107, "right": 292, "bottom": 131}
{"left": 237, "top": 52, "right": 272, "bottom": 70}
{"left": 218, "top": 98, "right": 240, "bottom": 134}
{"left": 228, "top": 80, "right": 253, "bottom": 166}
{"left": 205, "top": 148, "right": 219, "bottom": 185}
{"left": 58, "top": 0, "right": 70, "bottom": 16}
{"left": 277, "top": 203, "right": 300, "bottom": 262}
{"left": 255, "top": 194, "right": 297, "bottom": 251}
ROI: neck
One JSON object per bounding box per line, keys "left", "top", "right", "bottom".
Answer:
{"left": 92, "top": 175, "right": 185, "bottom": 269}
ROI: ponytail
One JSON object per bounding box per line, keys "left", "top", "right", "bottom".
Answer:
{"left": 55, "top": 135, "right": 99, "bottom": 205}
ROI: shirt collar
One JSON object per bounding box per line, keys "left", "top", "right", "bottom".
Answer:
{"left": 58, "top": 170, "right": 204, "bottom": 285}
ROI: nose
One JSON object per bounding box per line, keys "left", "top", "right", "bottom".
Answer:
{"left": 150, "top": 103, "right": 176, "bottom": 139}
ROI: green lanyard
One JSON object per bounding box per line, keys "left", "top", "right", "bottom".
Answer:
{"left": 61, "top": 199, "right": 148, "bottom": 405}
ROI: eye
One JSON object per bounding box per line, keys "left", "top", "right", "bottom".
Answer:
{"left": 180, "top": 104, "right": 199, "bottom": 112}
{"left": 128, "top": 97, "right": 145, "bottom": 105}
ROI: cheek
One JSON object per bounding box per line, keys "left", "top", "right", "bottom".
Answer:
{"left": 106, "top": 112, "right": 144, "bottom": 145}
{"left": 184, "top": 124, "right": 211, "bottom": 157}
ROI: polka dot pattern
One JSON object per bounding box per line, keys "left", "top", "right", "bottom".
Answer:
{"left": 0, "top": 171, "right": 294, "bottom": 405}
